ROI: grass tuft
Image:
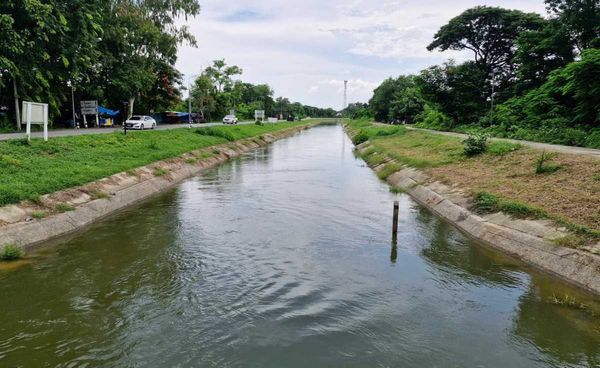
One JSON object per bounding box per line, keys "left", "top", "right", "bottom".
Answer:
{"left": 0, "top": 244, "right": 24, "bottom": 261}
{"left": 153, "top": 168, "right": 168, "bottom": 177}
{"left": 31, "top": 211, "right": 48, "bottom": 219}
{"left": 55, "top": 203, "right": 75, "bottom": 212}
{"left": 377, "top": 163, "right": 401, "bottom": 180}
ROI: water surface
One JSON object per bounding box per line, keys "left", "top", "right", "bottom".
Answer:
{"left": 1, "top": 125, "right": 599, "bottom": 367}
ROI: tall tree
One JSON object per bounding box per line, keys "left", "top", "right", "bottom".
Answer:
{"left": 204, "top": 59, "right": 242, "bottom": 93}
{"left": 545, "top": 0, "right": 600, "bottom": 51}
{"left": 427, "top": 6, "right": 545, "bottom": 78}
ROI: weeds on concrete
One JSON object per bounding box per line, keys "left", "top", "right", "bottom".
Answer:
{"left": 31, "top": 211, "right": 48, "bottom": 219}
{"left": 55, "top": 203, "right": 75, "bottom": 212}
{"left": 377, "top": 163, "right": 401, "bottom": 180}
{"left": 153, "top": 168, "right": 168, "bottom": 177}
{"left": 0, "top": 244, "right": 24, "bottom": 261}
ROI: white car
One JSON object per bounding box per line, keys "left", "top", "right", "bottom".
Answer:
{"left": 125, "top": 115, "right": 156, "bottom": 130}
{"left": 222, "top": 115, "right": 238, "bottom": 124}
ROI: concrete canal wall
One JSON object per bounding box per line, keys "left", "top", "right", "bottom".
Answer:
{"left": 354, "top": 140, "right": 600, "bottom": 295}
{"left": 0, "top": 124, "right": 314, "bottom": 250}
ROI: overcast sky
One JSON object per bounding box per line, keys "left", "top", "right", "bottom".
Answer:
{"left": 176, "top": 0, "right": 548, "bottom": 110}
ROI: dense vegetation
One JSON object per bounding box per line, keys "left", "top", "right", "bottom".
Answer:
{"left": 0, "top": 2, "right": 334, "bottom": 130}
{"left": 184, "top": 59, "right": 337, "bottom": 122}
{"left": 352, "top": 0, "right": 600, "bottom": 148}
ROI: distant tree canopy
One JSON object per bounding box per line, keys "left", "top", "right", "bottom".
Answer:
{"left": 187, "top": 60, "right": 336, "bottom": 121}
{"left": 0, "top": 2, "right": 335, "bottom": 128}
{"left": 366, "top": 0, "right": 600, "bottom": 148}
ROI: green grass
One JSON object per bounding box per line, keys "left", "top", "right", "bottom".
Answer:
{"left": 0, "top": 122, "right": 307, "bottom": 206}
{"left": 55, "top": 203, "right": 75, "bottom": 212}
{"left": 473, "top": 191, "right": 547, "bottom": 219}
{"left": 377, "top": 163, "right": 402, "bottom": 180}
{"left": 0, "top": 244, "right": 24, "bottom": 261}
{"left": 31, "top": 211, "right": 48, "bottom": 219}
{"left": 487, "top": 141, "right": 521, "bottom": 156}
{"left": 153, "top": 168, "right": 168, "bottom": 177}
{"left": 474, "top": 191, "right": 600, "bottom": 240}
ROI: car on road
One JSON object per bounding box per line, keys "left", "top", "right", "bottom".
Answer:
{"left": 222, "top": 115, "right": 238, "bottom": 124}
{"left": 125, "top": 115, "right": 156, "bottom": 130}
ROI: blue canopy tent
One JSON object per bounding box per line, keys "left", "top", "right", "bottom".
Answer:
{"left": 98, "top": 106, "right": 120, "bottom": 116}
{"left": 97, "top": 106, "right": 120, "bottom": 127}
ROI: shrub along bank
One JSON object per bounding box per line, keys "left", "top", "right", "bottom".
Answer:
{"left": 0, "top": 122, "right": 309, "bottom": 206}
{"left": 347, "top": 119, "right": 600, "bottom": 245}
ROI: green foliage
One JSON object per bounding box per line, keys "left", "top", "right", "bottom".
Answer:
{"left": 351, "top": 131, "right": 370, "bottom": 146}
{"left": 31, "top": 211, "right": 48, "bottom": 219}
{"left": 487, "top": 141, "right": 521, "bottom": 156}
{"left": 153, "top": 168, "right": 168, "bottom": 177}
{"left": 196, "top": 127, "right": 237, "bottom": 142}
{"left": 369, "top": 76, "right": 423, "bottom": 123}
{"left": 462, "top": 133, "right": 488, "bottom": 156}
{"left": 416, "top": 61, "right": 488, "bottom": 125}
{"left": 377, "top": 163, "right": 401, "bottom": 180}
{"left": 415, "top": 106, "right": 453, "bottom": 131}
{"left": 535, "top": 151, "right": 561, "bottom": 174}
{"left": 0, "top": 244, "right": 24, "bottom": 261}
{"left": 55, "top": 203, "right": 75, "bottom": 212}
{"left": 427, "top": 6, "right": 545, "bottom": 82}
{"left": 474, "top": 192, "right": 547, "bottom": 219}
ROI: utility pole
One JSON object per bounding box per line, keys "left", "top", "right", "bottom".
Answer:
{"left": 188, "top": 80, "right": 192, "bottom": 128}
{"left": 343, "top": 80, "right": 348, "bottom": 110}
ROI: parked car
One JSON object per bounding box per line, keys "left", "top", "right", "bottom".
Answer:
{"left": 125, "top": 115, "right": 156, "bottom": 130}
{"left": 223, "top": 115, "right": 238, "bottom": 124}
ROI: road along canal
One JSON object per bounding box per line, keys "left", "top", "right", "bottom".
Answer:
{"left": 0, "top": 125, "right": 599, "bottom": 367}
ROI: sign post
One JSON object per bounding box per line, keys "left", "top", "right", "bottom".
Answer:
{"left": 254, "top": 110, "right": 265, "bottom": 123}
{"left": 80, "top": 100, "right": 99, "bottom": 128}
{"left": 22, "top": 101, "right": 49, "bottom": 142}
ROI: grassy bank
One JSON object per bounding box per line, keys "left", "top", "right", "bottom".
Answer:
{"left": 347, "top": 119, "right": 600, "bottom": 242}
{"left": 0, "top": 122, "right": 309, "bottom": 206}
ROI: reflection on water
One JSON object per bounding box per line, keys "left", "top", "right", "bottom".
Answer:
{"left": 0, "top": 125, "right": 598, "bottom": 367}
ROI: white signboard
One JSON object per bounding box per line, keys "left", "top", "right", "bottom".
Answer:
{"left": 254, "top": 110, "right": 265, "bottom": 121}
{"left": 22, "top": 101, "right": 49, "bottom": 142}
{"left": 80, "top": 100, "right": 98, "bottom": 115}
{"left": 267, "top": 117, "right": 278, "bottom": 123}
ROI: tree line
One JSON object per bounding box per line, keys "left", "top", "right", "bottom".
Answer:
{"left": 351, "top": 0, "right": 600, "bottom": 148}
{"left": 0, "top": 1, "right": 335, "bottom": 130}
{"left": 185, "top": 59, "right": 337, "bottom": 121}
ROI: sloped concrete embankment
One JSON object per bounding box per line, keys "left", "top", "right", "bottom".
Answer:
{"left": 0, "top": 125, "right": 313, "bottom": 249}
{"left": 355, "top": 141, "right": 600, "bottom": 295}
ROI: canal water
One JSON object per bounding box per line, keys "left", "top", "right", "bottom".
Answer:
{"left": 1, "top": 125, "right": 599, "bottom": 367}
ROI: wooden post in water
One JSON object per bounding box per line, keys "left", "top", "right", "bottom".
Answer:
{"left": 392, "top": 201, "right": 399, "bottom": 243}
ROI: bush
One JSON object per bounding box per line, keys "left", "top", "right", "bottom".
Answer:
{"left": 351, "top": 130, "right": 370, "bottom": 145}
{"left": 255, "top": 121, "right": 264, "bottom": 126}
{"left": 415, "top": 105, "right": 452, "bottom": 131}
{"left": 462, "top": 133, "right": 488, "bottom": 156}
{"left": 535, "top": 150, "right": 560, "bottom": 174}
{"left": 0, "top": 244, "right": 24, "bottom": 261}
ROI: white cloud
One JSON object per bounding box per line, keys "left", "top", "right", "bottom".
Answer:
{"left": 176, "top": 0, "right": 547, "bottom": 109}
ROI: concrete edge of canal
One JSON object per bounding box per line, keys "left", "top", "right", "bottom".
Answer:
{"left": 0, "top": 123, "right": 316, "bottom": 250}
{"left": 354, "top": 140, "right": 600, "bottom": 296}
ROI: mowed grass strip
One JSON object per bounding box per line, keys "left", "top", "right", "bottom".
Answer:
{"left": 347, "top": 120, "right": 600, "bottom": 233}
{"left": 0, "top": 122, "right": 306, "bottom": 206}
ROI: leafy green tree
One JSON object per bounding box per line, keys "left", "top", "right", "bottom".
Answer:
{"left": 514, "top": 19, "right": 575, "bottom": 93}
{"left": 545, "top": 0, "right": 600, "bottom": 51}
{"left": 369, "top": 77, "right": 401, "bottom": 122}
{"left": 204, "top": 59, "right": 242, "bottom": 93}
{"left": 416, "top": 61, "right": 487, "bottom": 126}
{"left": 427, "top": 6, "right": 545, "bottom": 79}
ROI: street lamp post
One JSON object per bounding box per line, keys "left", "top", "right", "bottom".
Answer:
{"left": 67, "top": 80, "right": 77, "bottom": 129}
